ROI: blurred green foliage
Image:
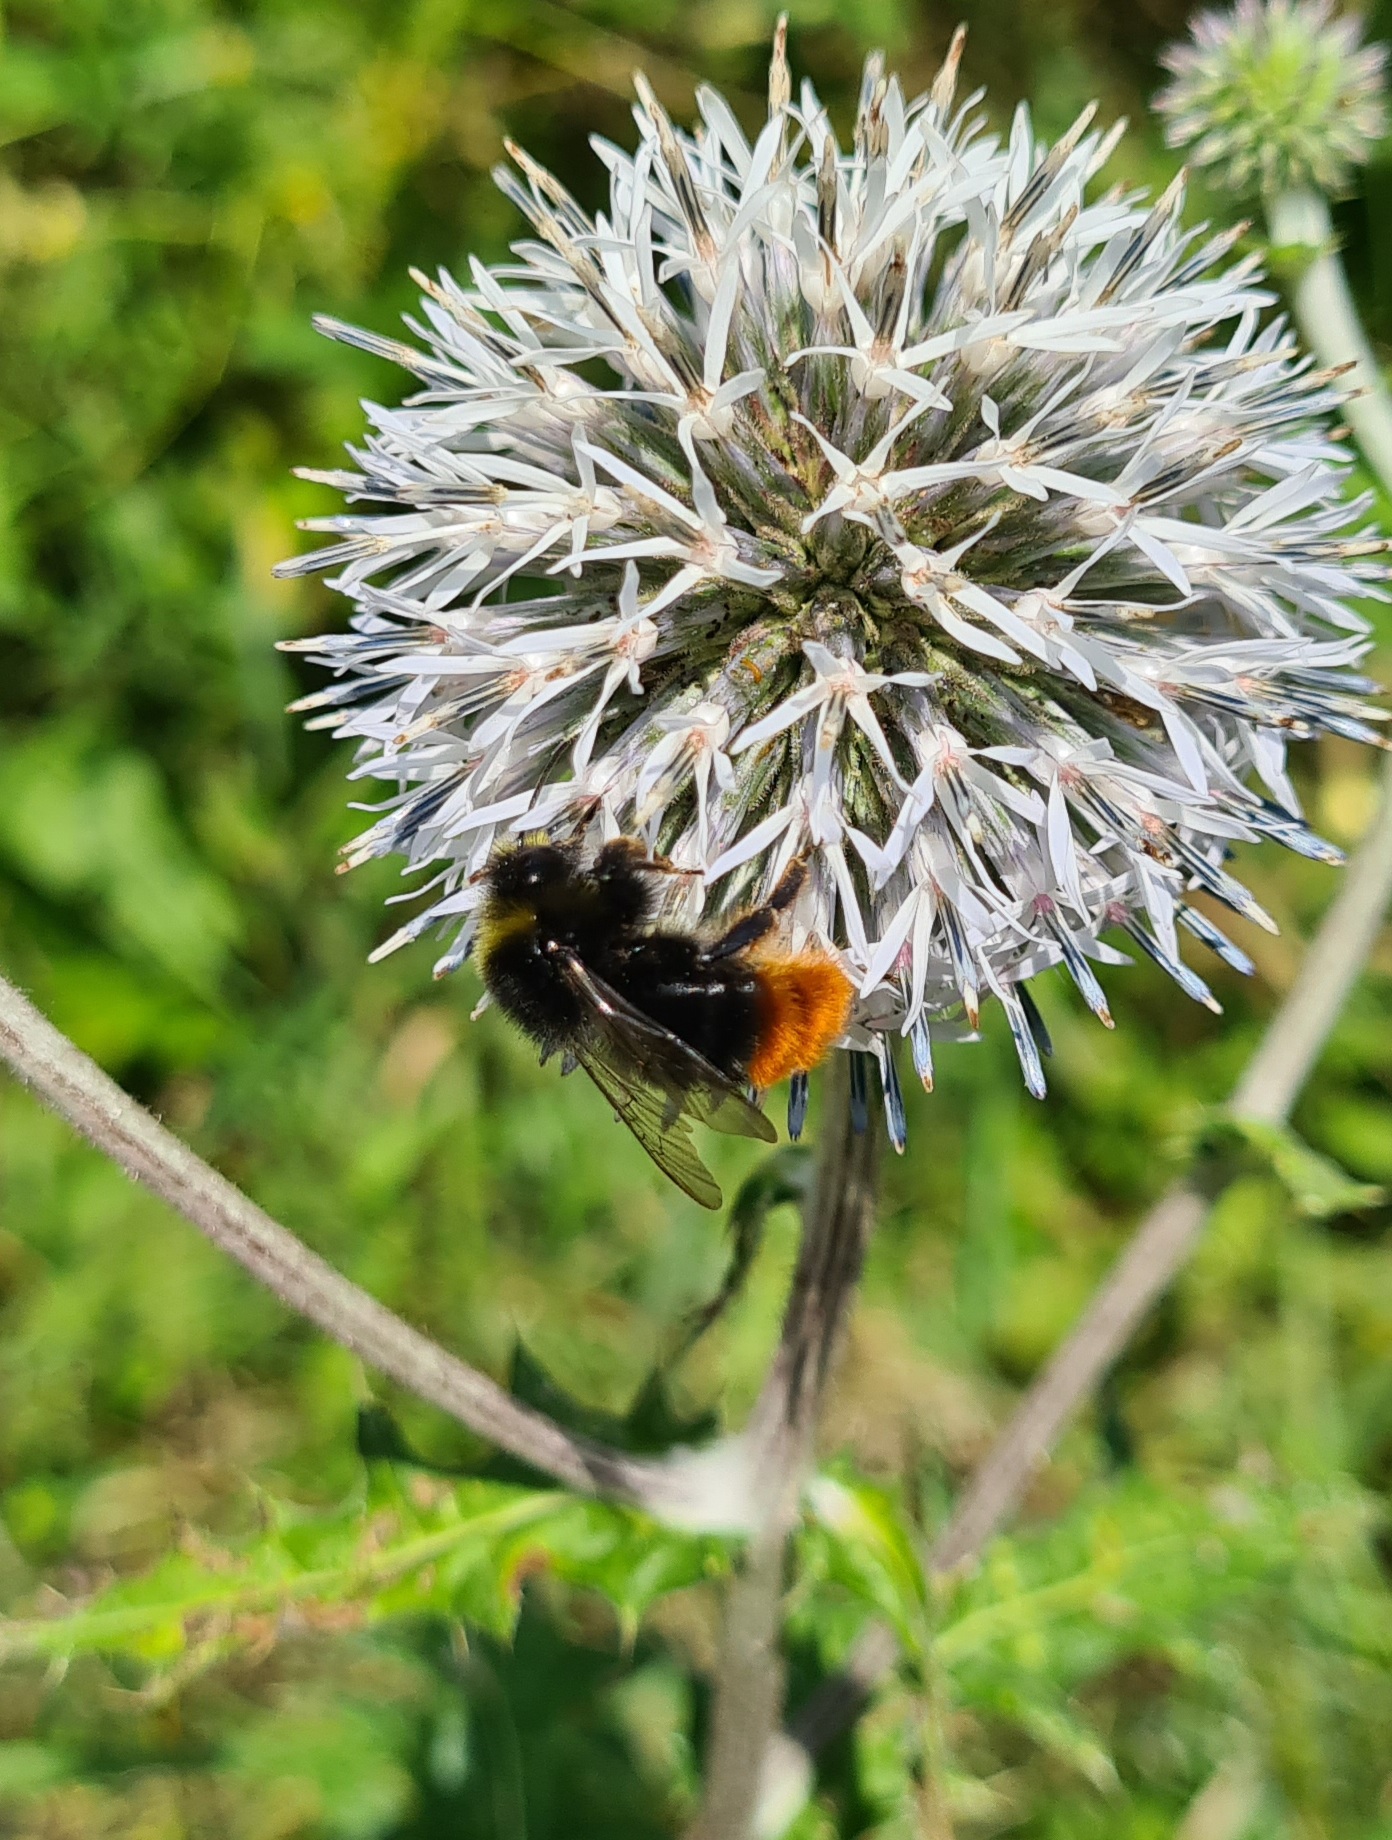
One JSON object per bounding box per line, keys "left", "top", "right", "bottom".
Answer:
{"left": 3, "top": 0, "right": 1392, "bottom": 1833}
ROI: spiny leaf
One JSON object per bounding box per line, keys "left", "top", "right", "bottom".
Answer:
{"left": 0, "top": 1479, "right": 725, "bottom": 1671}
{"left": 1213, "top": 1115, "right": 1384, "bottom": 1217}
{"left": 801, "top": 1473, "right": 932, "bottom": 1656}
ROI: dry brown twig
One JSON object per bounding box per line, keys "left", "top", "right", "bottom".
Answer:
{"left": 0, "top": 972, "right": 786, "bottom": 1536}
{"left": 756, "top": 746, "right": 1392, "bottom": 1836}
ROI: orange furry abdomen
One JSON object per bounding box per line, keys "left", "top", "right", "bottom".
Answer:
{"left": 747, "top": 953, "right": 854, "bottom": 1090}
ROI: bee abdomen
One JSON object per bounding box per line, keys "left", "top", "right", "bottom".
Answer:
{"left": 747, "top": 954, "right": 854, "bottom": 1089}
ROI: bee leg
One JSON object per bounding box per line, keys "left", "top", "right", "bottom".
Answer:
{"left": 594, "top": 837, "right": 649, "bottom": 875}
{"left": 705, "top": 857, "right": 809, "bottom": 960}
{"left": 594, "top": 838, "right": 697, "bottom": 880}
{"left": 705, "top": 907, "right": 777, "bottom": 959}
{"left": 639, "top": 856, "right": 701, "bottom": 879}
{"left": 562, "top": 793, "right": 604, "bottom": 837}
{"left": 764, "top": 855, "right": 810, "bottom": 912}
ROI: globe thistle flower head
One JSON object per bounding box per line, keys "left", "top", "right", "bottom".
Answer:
{"left": 1156, "top": 0, "right": 1388, "bottom": 198}
{"left": 279, "top": 25, "right": 1388, "bottom": 1121}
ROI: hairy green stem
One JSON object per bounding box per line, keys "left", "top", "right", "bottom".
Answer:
{"left": 1267, "top": 185, "right": 1392, "bottom": 492}
{"left": 0, "top": 971, "right": 763, "bottom": 1533}
{"left": 690, "top": 1056, "right": 880, "bottom": 1840}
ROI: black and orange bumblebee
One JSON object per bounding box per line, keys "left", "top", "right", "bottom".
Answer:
{"left": 475, "top": 836, "right": 854, "bottom": 1207}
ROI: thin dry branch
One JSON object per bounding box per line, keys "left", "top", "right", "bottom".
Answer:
{"left": 929, "top": 1182, "right": 1210, "bottom": 1572}
{"left": 935, "top": 746, "right": 1392, "bottom": 1567}
{"left": 761, "top": 749, "right": 1392, "bottom": 1833}
{"left": 0, "top": 971, "right": 761, "bottom": 1532}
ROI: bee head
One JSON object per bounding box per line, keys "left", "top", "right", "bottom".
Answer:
{"left": 482, "top": 841, "right": 576, "bottom": 903}
{"left": 591, "top": 836, "right": 663, "bottom": 928}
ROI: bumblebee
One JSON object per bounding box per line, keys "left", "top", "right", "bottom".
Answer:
{"left": 475, "top": 837, "right": 854, "bottom": 1207}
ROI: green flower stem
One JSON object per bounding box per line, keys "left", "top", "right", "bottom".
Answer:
{"left": 1267, "top": 183, "right": 1392, "bottom": 493}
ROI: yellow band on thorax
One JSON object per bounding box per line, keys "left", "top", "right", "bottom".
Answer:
{"left": 476, "top": 902, "right": 538, "bottom": 960}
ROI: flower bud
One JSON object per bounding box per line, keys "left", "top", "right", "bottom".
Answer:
{"left": 1157, "top": 0, "right": 1387, "bottom": 199}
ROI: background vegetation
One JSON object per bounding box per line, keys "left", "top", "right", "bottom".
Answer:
{"left": 2, "top": 0, "right": 1392, "bottom": 1833}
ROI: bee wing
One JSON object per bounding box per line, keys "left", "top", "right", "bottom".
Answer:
{"left": 557, "top": 952, "right": 775, "bottom": 1209}
{"left": 560, "top": 954, "right": 775, "bottom": 1143}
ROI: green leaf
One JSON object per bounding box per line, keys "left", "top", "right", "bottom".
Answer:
{"left": 0, "top": 1483, "right": 561, "bottom": 1664}
{"left": 474, "top": 1344, "right": 718, "bottom": 1490}
{"left": 668, "top": 1145, "right": 811, "bottom": 1364}
{"left": 0, "top": 725, "right": 239, "bottom": 995}
{"left": 0, "top": 1477, "right": 725, "bottom": 1672}
{"left": 0, "top": 1742, "right": 74, "bottom": 1798}
{"left": 802, "top": 1474, "right": 930, "bottom": 1654}
{"left": 224, "top": 1696, "right": 417, "bottom": 1840}
{"left": 1217, "top": 1116, "right": 1384, "bottom": 1217}
{"left": 990, "top": 1691, "right": 1119, "bottom": 1793}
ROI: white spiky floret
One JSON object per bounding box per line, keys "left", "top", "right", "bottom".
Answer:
{"left": 278, "top": 25, "right": 1388, "bottom": 1130}
{"left": 1156, "top": 0, "right": 1388, "bottom": 199}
